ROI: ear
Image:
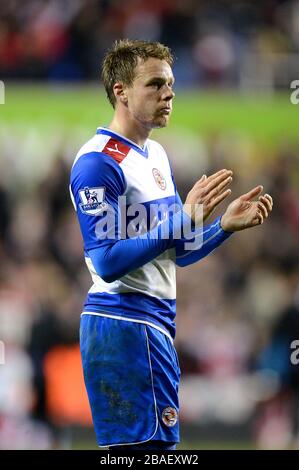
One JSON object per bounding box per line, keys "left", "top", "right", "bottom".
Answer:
{"left": 113, "top": 83, "right": 128, "bottom": 106}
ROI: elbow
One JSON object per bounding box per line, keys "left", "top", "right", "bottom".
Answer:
{"left": 89, "top": 247, "right": 128, "bottom": 283}
{"left": 97, "top": 260, "right": 127, "bottom": 283}
{"left": 175, "top": 258, "right": 188, "bottom": 268}
{"left": 89, "top": 248, "right": 120, "bottom": 283}
{"left": 101, "top": 273, "right": 118, "bottom": 284}
{"left": 97, "top": 266, "right": 119, "bottom": 283}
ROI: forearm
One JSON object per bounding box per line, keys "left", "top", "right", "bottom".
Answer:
{"left": 88, "top": 209, "right": 192, "bottom": 282}
{"left": 175, "top": 216, "right": 233, "bottom": 267}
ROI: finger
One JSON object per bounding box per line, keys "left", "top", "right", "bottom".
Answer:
{"left": 251, "top": 217, "right": 263, "bottom": 226}
{"left": 194, "top": 169, "right": 229, "bottom": 188}
{"left": 256, "top": 210, "right": 264, "bottom": 224}
{"left": 264, "top": 193, "right": 273, "bottom": 208}
{"left": 193, "top": 174, "right": 207, "bottom": 188}
{"left": 259, "top": 195, "right": 272, "bottom": 213}
{"left": 203, "top": 170, "right": 233, "bottom": 193}
{"left": 258, "top": 201, "right": 268, "bottom": 219}
{"left": 207, "top": 169, "right": 233, "bottom": 183}
{"left": 241, "top": 185, "right": 263, "bottom": 201}
{"left": 206, "top": 169, "right": 232, "bottom": 182}
{"left": 209, "top": 188, "right": 232, "bottom": 209}
{"left": 207, "top": 176, "right": 233, "bottom": 201}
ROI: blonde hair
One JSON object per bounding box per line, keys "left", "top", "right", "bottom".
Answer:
{"left": 101, "top": 39, "right": 174, "bottom": 108}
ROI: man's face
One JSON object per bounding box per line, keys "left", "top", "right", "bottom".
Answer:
{"left": 124, "top": 58, "right": 175, "bottom": 130}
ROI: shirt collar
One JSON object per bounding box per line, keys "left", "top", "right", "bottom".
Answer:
{"left": 96, "top": 127, "right": 148, "bottom": 158}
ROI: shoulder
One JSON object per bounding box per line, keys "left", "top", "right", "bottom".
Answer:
{"left": 72, "top": 134, "right": 112, "bottom": 168}
{"left": 147, "top": 138, "right": 168, "bottom": 157}
{"left": 70, "top": 137, "right": 126, "bottom": 192}
{"left": 72, "top": 132, "right": 127, "bottom": 172}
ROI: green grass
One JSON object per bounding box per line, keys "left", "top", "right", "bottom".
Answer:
{"left": 1, "top": 84, "right": 298, "bottom": 149}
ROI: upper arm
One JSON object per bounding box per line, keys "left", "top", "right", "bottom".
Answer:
{"left": 70, "top": 151, "right": 126, "bottom": 250}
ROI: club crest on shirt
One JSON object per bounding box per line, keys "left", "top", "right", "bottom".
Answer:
{"left": 162, "top": 407, "right": 178, "bottom": 427}
{"left": 79, "top": 186, "right": 108, "bottom": 215}
{"left": 152, "top": 168, "right": 166, "bottom": 190}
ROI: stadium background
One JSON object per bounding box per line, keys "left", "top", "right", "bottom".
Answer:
{"left": 0, "top": 0, "right": 298, "bottom": 450}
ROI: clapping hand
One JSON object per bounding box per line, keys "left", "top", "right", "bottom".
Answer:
{"left": 220, "top": 185, "right": 273, "bottom": 232}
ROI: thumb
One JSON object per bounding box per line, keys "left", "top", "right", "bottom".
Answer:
{"left": 241, "top": 185, "right": 263, "bottom": 201}
{"left": 200, "top": 174, "right": 207, "bottom": 182}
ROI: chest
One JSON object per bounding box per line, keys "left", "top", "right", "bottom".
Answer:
{"left": 121, "top": 148, "right": 175, "bottom": 204}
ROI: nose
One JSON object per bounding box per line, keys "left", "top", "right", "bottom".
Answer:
{"left": 163, "top": 85, "right": 175, "bottom": 101}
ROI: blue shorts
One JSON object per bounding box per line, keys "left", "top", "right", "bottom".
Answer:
{"left": 80, "top": 314, "right": 180, "bottom": 447}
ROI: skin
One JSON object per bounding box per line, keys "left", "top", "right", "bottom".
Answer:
{"left": 109, "top": 57, "right": 175, "bottom": 145}
{"left": 109, "top": 57, "right": 273, "bottom": 231}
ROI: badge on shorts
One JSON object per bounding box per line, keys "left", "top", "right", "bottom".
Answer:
{"left": 162, "top": 407, "right": 178, "bottom": 427}
{"left": 152, "top": 168, "right": 166, "bottom": 190}
{"left": 79, "top": 186, "right": 108, "bottom": 216}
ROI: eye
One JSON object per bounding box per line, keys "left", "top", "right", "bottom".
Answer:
{"left": 147, "top": 80, "right": 163, "bottom": 89}
{"left": 152, "top": 81, "right": 162, "bottom": 89}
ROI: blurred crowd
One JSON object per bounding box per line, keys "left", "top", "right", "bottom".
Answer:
{"left": 173, "top": 136, "right": 299, "bottom": 449}
{"left": 1, "top": 0, "right": 299, "bottom": 88}
{"left": 1, "top": 0, "right": 299, "bottom": 451}
{"left": 0, "top": 122, "right": 298, "bottom": 448}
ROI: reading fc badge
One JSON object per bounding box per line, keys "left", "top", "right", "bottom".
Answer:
{"left": 162, "top": 407, "right": 178, "bottom": 427}
{"left": 152, "top": 168, "right": 166, "bottom": 190}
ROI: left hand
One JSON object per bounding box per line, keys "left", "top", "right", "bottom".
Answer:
{"left": 220, "top": 185, "right": 273, "bottom": 232}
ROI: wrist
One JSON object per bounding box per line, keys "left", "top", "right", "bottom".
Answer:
{"left": 220, "top": 214, "right": 233, "bottom": 233}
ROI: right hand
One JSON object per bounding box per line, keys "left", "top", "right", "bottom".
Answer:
{"left": 183, "top": 169, "right": 233, "bottom": 225}
{"left": 220, "top": 186, "right": 273, "bottom": 232}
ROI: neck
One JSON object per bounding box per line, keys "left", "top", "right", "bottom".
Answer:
{"left": 108, "top": 112, "right": 151, "bottom": 148}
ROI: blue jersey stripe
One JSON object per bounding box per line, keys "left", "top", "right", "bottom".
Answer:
{"left": 83, "top": 292, "right": 176, "bottom": 339}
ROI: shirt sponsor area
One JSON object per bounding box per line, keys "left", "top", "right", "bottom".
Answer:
{"left": 92, "top": 196, "right": 203, "bottom": 250}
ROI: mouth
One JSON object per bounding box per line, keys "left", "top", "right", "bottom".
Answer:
{"left": 159, "top": 108, "right": 171, "bottom": 115}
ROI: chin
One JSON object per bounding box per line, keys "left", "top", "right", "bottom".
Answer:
{"left": 152, "top": 117, "right": 169, "bottom": 129}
